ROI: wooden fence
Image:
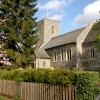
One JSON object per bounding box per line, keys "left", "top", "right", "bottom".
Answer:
{"left": 0, "top": 80, "right": 77, "bottom": 100}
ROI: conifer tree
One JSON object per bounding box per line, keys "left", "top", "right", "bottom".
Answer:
{"left": 0, "top": 0, "right": 38, "bottom": 68}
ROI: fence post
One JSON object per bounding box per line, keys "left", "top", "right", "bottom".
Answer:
{"left": 14, "top": 81, "right": 21, "bottom": 100}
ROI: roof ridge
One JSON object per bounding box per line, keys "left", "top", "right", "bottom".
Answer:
{"left": 40, "top": 38, "right": 52, "bottom": 48}
{"left": 51, "top": 27, "right": 85, "bottom": 40}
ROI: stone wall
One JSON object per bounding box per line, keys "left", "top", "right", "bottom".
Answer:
{"left": 35, "top": 58, "right": 51, "bottom": 69}
{"left": 43, "top": 19, "right": 60, "bottom": 43}
{"left": 46, "top": 43, "right": 77, "bottom": 69}
{"left": 76, "top": 22, "right": 94, "bottom": 69}
{"left": 82, "top": 42, "right": 100, "bottom": 70}
{"left": 36, "top": 19, "right": 60, "bottom": 48}
{"left": 36, "top": 20, "right": 44, "bottom": 48}
{"left": 44, "top": 41, "right": 100, "bottom": 70}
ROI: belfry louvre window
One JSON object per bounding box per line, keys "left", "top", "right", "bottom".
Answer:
{"left": 90, "top": 47, "right": 95, "bottom": 59}
{"left": 53, "top": 50, "right": 57, "bottom": 62}
{"left": 66, "top": 48, "right": 71, "bottom": 61}
{"left": 61, "top": 49, "right": 64, "bottom": 61}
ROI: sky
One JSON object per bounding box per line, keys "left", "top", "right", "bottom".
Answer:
{"left": 36, "top": 0, "right": 100, "bottom": 34}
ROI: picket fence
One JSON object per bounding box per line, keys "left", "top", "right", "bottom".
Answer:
{"left": 0, "top": 80, "right": 77, "bottom": 100}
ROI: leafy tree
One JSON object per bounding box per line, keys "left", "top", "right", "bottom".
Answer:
{"left": 95, "top": 20, "right": 100, "bottom": 49}
{"left": 93, "top": 12, "right": 100, "bottom": 50}
{"left": 0, "top": 19, "right": 11, "bottom": 70}
{"left": 0, "top": 0, "right": 38, "bottom": 68}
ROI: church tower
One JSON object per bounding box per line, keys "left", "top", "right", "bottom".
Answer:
{"left": 36, "top": 18, "right": 60, "bottom": 48}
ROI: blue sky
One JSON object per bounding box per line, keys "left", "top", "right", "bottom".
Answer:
{"left": 36, "top": 0, "right": 100, "bottom": 34}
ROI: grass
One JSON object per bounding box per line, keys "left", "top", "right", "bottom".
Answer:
{"left": 0, "top": 96, "right": 12, "bottom": 100}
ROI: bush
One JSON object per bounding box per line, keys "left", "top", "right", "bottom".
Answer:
{"left": 76, "top": 71, "right": 100, "bottom": 100}
{"left": 47, "top": 69, "right": 75, "bottom": 85}
{"left": 0, "top": 70, "right": 19, "bottom": 80}
{"left": 0, "top": 69, "right": 75, "bottom": 86}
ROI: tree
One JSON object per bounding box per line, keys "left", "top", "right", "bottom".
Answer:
{"left": 94, "top": 12, "right": 100, "bottom": 50}
{"left": 0, "top": 0, "right": 38, "bottom": 68}
{"left": 96, "top": 23, "right": 100, "bottom": 49}
{"left": 0, "top": 19, "right": 11, "bottom": 70}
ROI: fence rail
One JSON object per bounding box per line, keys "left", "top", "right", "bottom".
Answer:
{"left": 0, "top": 80, "right": 77, "bottom": 100}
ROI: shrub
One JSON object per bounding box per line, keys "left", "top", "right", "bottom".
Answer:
{"left": 47, "top": 69, "right": 75, "bottom": 86}
{"left": 0, "top": 70, "right": 19, "bottom": 80}
{"left": 76, "top": 71, "right": 100, "bottom": 100}
{"left": 0, "top": 69, "right": 75, "bottom": 86}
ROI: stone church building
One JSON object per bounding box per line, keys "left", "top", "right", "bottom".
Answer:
{"left": 34, "top": 18, "right": 100, "bottom": 70}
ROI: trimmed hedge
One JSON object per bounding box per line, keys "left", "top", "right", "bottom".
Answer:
{"left": 76, "top": 71, "right": 100, "bottom": 100}
{"left": 0, "top": 69, "right": 76, "bottom": 86}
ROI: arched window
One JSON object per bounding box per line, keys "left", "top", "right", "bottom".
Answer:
{"left": 51, "top": 26, "right": 54, "bottom": 34}
{"left": 61, "top": 48, "right": 64, "bottom": 61}
{"left": 66, "top": 47, "right": 71, "bottom": 61}
{"left": 53, "top": 50, "right": 57, "bottom": 62}
{"left": 90, "top": 47, "right": 95, "bottom": 59}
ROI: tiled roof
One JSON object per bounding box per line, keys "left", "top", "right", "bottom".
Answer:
{"left": 35, "top": 49, "right": 50, "bottom": 58}
{"left": 42, "top": 27, "right": 85, "bottom": 49}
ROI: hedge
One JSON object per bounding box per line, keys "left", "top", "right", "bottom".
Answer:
{"left": 0, "top": 69, "right": 76, "bottom": 86}
{"left": 76, "top": 71, "right": 100, "bottom": 100}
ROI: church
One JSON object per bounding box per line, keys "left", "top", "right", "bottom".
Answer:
{"left": 34, "top": 18, "right": 100, "bottom": 70}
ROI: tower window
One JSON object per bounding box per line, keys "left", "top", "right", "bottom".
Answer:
{"left": 90, "top": 47, "right": 95, "bottom": 59}
{"left": 61, "top": 49, "right": 64, "bottom": 61}
{"left": 53, "top": 50, "right": 57, "bottom": 62}
{"left": 51, "top": 26, "right": 54, "bottom": 34}
{"left": 66, "top": 47, "right": 71, "bottom": 61}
